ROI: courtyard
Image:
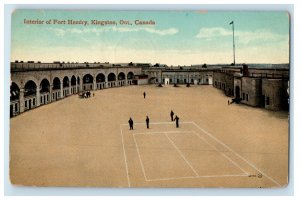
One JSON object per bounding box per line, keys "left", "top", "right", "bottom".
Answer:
{"left": 9, "top": 85, "right": 289, "bottom": 188}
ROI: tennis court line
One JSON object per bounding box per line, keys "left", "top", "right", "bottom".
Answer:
{"left": 121, "top": 121, "right": 280, "bottom": 186}
{"left": 164, "top": 133, "right": 199, "bottom": 177}
{"left": 190, "top": 121, "right": 281, "bottom": 187}
{"left": 131, "top": 128, "right": 246, "bottom": 182}
{"left": 190, "top": 130, "right": 249, "bottom": 175}
{"left": 119, "top": 125, "right": 131, "bottom": 187}
{"left": 132, "top": 133, "right": 149, "bottom": 181}
{"left": 133, "top": 131, "right": 194, "bottom": 135}
{"left": 146, "top": 174, "right": 249, "bottom": 182}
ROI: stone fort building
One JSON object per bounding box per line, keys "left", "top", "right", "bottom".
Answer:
{"left": 213, "top": 64, "right": 289, "bottom": 111}
{"left": 10, "top": 61, "right": 289, "bottom": 117}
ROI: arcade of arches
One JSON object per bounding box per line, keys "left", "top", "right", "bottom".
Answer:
{"left": 10, "top": 71, "right": 135, "bottom": 117}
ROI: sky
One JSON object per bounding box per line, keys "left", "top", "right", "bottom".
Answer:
{"left": 11, "top": 10, "right": 290, "bottom": 65}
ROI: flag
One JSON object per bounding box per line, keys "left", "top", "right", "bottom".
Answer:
{"left": 229, "top": 21, "right": 234, "bottom": 25}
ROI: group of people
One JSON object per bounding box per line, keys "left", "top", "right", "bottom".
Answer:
{"left": 79, "top": 90, "right": 94, "bottom": 98}
{"left": 127, "top": 92, "right": 180, "bottom": 130}
{"left": 128, "top": 116, "right": 150, "bottom": 130}
{"left": 128, "top": 110, "right": 180, "bottom": 130}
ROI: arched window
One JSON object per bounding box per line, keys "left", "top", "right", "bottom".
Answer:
{"left": 118, "top": 72, "right": 126, "bottom": 80}
{"left": 96, "top": 73, "right": 105, "bottom": 82}
{"left": 71, "top": 76, "right": 76, "bottom": 86}
{"left": 83, "top": 74, "right": 93, "bottom": 83}
{"left": 40, "top": 79, "right": 50, "bottom": 93}
{"left": 24, "top": 80, "right": 37, "bottom": 97}
{"left": 127, "top": 72, "right": 134, "bottom": 79}
{"left": 10, "top": 82, "right": 20, "bottom": 101}
{"left": 63, "top": 76, "right": 69, "bottom": 88}
{"left": 52, "top": 77, "right": 61, "bottom": 90}
{"left": 108, "top": 73, "right": 116, "bottom": 82}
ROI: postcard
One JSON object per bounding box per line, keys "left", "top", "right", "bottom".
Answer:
{"left": 10, "top": 10, "right": 289, "bottom": 188}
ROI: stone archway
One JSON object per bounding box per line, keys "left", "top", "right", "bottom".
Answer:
{"left": 71, "top": 75, "right": 77, "bottom": 94}
{"left": 10, "top": 82, "right": 20, "bottom": 117}
{"left": 108, "top": 73, "right": 116, "bottom": 88}
{"left": 24, "top": 80, "right": 37, "bottom": 110}
{"left": 96, "top": 73, "right": 105, "bottom": 89}
{"left": 127, "top": 72, "right": 134, "bottom": 85}
{"left": 118, "top": 72, "right": 126, "bottom": 86}
{"left": 40, "top": 78, "right": 50, "bottom": 105}
{"left": 83, "top": 74, "right": 94, "bottom": 91}
{"left": 63, "top": 76, "right": 70, "bottom": 97}
{"left": 52, "top": 77, "right": 61, "bottom": 100}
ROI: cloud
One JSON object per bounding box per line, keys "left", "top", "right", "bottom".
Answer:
{"left": 50, "top": 28, "right": 66, "bottom": 37}
{"left": 48, "top": 27, "right": 104, "bottom": 36}
{"left": 236, "top": 30, "right": 289, "bottom": 45}
{"left": 196, "top": 27, "right": 288, "bottom": 45}
{"left": 196, "top": 27, "right": 232, "bottom": 39}
{"left": 141, "top": 28, "right": 178, "bottom": 35}
{"left": 48, "top": 27, "right": 178, "bottom": 37}
{"left": 112, "top": 27, "right": 178, "bottom": 35}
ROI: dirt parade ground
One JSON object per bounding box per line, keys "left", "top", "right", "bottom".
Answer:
{"left": 9, "top": 85, "right": 289, "bottom": 188}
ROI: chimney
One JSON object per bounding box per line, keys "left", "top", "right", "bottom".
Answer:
{"left": 242, "top": 64, "right": 249, "bottom": 77}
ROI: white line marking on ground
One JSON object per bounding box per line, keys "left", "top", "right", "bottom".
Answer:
{"left": 164, "top": 133, "right": 199, "bottom": 177}
{"left": 132, "top": 134, "right": 148, "bottom": 181}
{"left": 133, "top": 131, "right": 194, "bottom": 135}
{"left": 147, "top": 176, "right": 196, "bottom": 182}
{"left": 220, "top": 152, "right": 249, "bottom": 175}
{"left": 190, "top": 131, "right": 249, "bottom": 175}
{"left": 146, "top": 174, "right": 249, "bottom": 182}
{"left": 119, "top": 125, "right": 131, "bottom": 187}
{"left": 190, "top": 121, "right": 281, "bottom": 187}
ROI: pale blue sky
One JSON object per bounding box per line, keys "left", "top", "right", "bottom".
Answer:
{"left": 11, "top": 10, "right": 290, "bottom": 65}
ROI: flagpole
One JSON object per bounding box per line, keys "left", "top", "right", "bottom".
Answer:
{"left": 230, "top": 21, "right": 236, "bottom": 65}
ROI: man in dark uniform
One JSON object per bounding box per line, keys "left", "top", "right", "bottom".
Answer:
{"left": 146, "top": 116, "right": 150, "bottom": 129}
{"left": 175, "top": 115, "right": 179, "bottom": 128}
{"left": 170, "top": 110, "right": 174, "bottom": 121}
{"left": 143, "top": 91, "right": 146, "bottom": 99}
{"left": 128, "top": 117, "right": 133, "bottom": 130}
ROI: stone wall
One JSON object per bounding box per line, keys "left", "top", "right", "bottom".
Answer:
{"left": 233, "top": 77, "right": 242, "bottom": 99}
{"left": 137, "top": 79, "right": 149, "bottom": 85}
{"left": 262, "top": 79, "right": 289, "bottom": 111}
{"left": 210, "top": 67, "right": 289, "bottom": 111}
{"left": 240, "top": 77, "right": 262, "bottom": 107}
{"left": 162, "top": 71, "right": 213, "bottom": 85}
{"left": 213, "top": 72, "right": 234, "bottom": 96}
{"left": 10, "top": 65, "right": 142, "bottom": 117}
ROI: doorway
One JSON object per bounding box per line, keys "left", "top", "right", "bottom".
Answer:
{"left": 28, "top": 99, "right": 32, "bottom": 109}
{"left": 235, "top": 86, "right": 240, "bottom": 98}
{"left": 10, "top": 105, "right": 13, "bottom": 117}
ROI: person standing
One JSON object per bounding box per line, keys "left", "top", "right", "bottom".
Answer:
{"left": 143, "top": 91, "right": 146, "bottom": 99}
{"left": 146, "top": 116, "right": 150, "bottom": 129}
{"left": 170, "top": 110, "right": 174, "bottom": 121}
{"left": 128, "top": 117, "right": 133, "bottom": 130}
{"left": 175, "top": 115, "right": 179, "bottom": 128}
